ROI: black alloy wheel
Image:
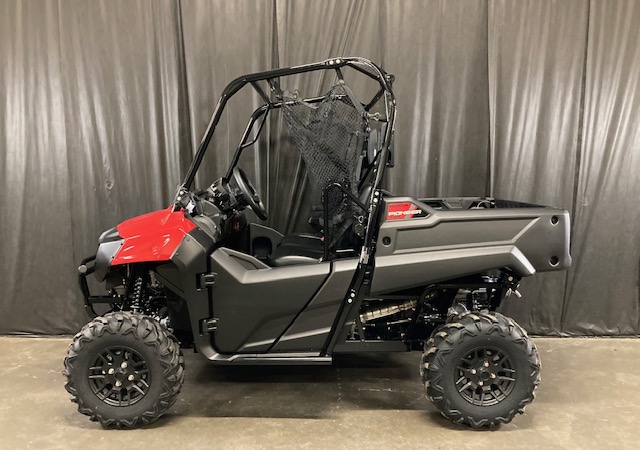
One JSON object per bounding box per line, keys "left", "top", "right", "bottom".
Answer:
{"left": 64, "top": 312, "right": 185, "bottom": 429}
{"left": 88, "top": 346, "right": 151, "bottom": 407}
{"left": 455, "top": 346, "right": 516, "bottom": 407}
{"left": 421, "top": 311, "right": 540, "bottom": 429}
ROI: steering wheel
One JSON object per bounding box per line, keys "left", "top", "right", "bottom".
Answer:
{"left": 232, "top": 167, "right": 268, "bottom": 220}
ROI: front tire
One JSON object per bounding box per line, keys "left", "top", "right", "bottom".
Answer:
{"left": 421, "top": 311, "right": 540, "bottom": 429}
{"left": 64, "top": 312, "right": 185, "bottom": 428}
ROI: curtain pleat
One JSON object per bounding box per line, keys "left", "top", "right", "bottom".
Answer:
{"left": 487, "top": 0, "right": 589, "bottom": 335}
{"left": 562, "top": 0, "right": 640, "bottom": 335}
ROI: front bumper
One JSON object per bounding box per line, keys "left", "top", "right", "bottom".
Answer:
{"left": 77, "top": 254, "right": 119, "bottom": 317}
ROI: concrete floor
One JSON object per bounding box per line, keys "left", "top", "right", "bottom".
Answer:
{"left": 0, "top": 337, "right": 638, "bottom": 449}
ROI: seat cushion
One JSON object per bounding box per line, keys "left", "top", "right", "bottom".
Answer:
{"left": 268, "top": 233, "right": 324, "bottom": 267}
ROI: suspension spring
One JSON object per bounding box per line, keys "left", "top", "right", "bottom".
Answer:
{"left": 129, "top": 266, "right": 148, "bottom": 313}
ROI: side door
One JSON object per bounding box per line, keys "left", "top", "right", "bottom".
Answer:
{"left": 209, "top": 248, "right": 330, "bottom": 354}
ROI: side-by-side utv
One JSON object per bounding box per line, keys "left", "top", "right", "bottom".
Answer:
{"left": 64, "top": 57, "right": 571, "bottom": 429}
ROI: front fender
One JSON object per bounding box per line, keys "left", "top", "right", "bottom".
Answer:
{"left": 94, "top": 239, "right": 124, "bottom": 282}
{"left": 110, "top": 208, "right": 196, "bottom": 266}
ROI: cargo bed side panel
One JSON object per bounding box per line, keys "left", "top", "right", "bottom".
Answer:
{"left": 371, "top": 198, "right": 571, "bottom": 294}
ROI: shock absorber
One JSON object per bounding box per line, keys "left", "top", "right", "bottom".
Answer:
{"left": 128, "top": 266, "right": 149, "bottom": 313}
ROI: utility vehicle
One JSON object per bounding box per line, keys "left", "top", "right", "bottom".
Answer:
{"left": 64, "top": 57, "right": 571, "bottom": 429}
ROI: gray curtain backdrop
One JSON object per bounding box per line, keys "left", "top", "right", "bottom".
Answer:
{"left": 1, "top": 0, "right": 638, "bottom": 335}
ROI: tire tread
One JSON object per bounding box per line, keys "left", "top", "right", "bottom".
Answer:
{"left": 421, "top": 311, "right": 540, "bottom": 429}
{"left": 63, "top": 312, "right": 185, "bottom": 429}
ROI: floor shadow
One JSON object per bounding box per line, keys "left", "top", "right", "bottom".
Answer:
{"left": 173, "top": 351, "right": 428, "bottom": 420}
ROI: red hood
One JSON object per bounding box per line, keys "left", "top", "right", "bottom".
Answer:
{"left": 112, "top": 207, "right": 196, "bottom": 265}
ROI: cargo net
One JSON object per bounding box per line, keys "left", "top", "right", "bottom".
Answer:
{"left": 281, "top": 82, "right": 368, "bottom": 248}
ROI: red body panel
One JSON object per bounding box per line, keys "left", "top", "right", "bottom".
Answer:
{"left": 111, "top": 208, "right": 196, "bottom": 265}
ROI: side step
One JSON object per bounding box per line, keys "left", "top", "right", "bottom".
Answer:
{"left": 206, "top": 352, "right": 332, "bottom": 366}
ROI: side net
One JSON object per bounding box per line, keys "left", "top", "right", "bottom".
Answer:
{"left": 280, "top": 82, "right": 368, "bottom": 248}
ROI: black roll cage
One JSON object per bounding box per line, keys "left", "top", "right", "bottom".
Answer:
{"left": 174, "top": 57, "right": 396, "bottom": 266}
{"left": 173, "top": 59, "right": 396, "bottom": 350}
{"left": 176, "top": 57, "right": 396, "bottom": 205}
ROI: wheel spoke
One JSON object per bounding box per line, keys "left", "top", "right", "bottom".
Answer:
{"left": 474, "top": 388, "right": 483, "bottom": 406}
{"left": 458, "top": 381, "right": 473, "bottom": 393}
{"left": 132, "top": 384, "right": 146, "bottom": 396}
{"left": 498, "top": 375, "right": 515, "bottom": 382}
{"left": 88, "top": 374, "right": 105, "bottom": 379}
{"left": 124, "top": 387, "right": 133, "bottom": 406}
{"left": 479, "top": 391, "right": 488, "bottom": 406}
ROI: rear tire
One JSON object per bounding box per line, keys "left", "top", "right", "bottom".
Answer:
{"left": 64, "top": 312, "right": 185, "bottom": 428}
{"left": 421, "top": 311, "right": 540, "bottom": 429}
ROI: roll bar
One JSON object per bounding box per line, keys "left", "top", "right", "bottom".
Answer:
{"left": 176, "top": 57, "right": 396, "bottom": 205}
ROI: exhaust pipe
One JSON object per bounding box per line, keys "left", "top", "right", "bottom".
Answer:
{"left": 360, "top": 300, "right": 417, "bottom": 323}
